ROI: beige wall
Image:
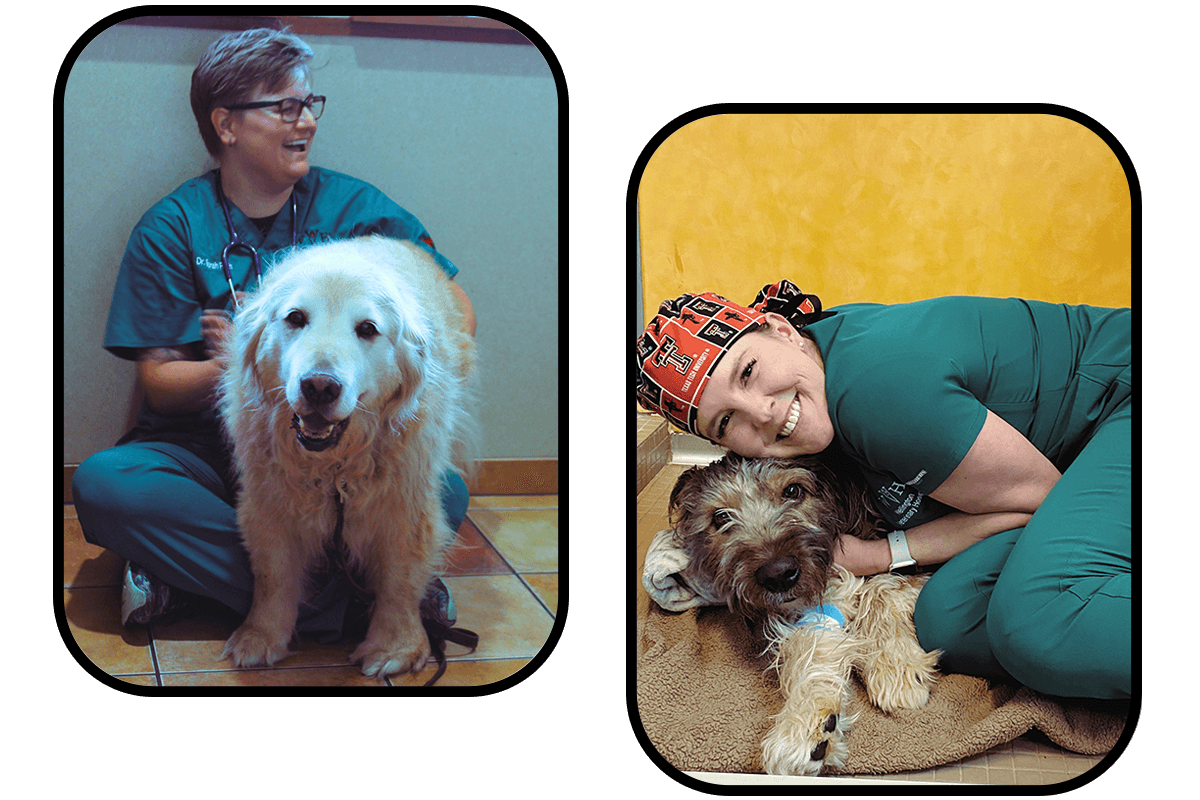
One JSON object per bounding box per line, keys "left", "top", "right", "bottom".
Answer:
{"left": 638, "top": 113, "right": 1132, "bottom": 324}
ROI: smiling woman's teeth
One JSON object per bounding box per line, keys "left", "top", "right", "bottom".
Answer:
{"left": 779, "top": 396, "right": 800, "bottom": 439}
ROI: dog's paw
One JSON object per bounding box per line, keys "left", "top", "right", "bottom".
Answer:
{"left": 351, "top": 632, "right": 432, "bottom": 678}
{"left": 222, "top": 623, "right": 291, "bottom": 668}
{"left": 864, "top": 649, "right": 940, "bottom": 713}
{"left": 762, "top": 710, "right": 849, "bottom": 776}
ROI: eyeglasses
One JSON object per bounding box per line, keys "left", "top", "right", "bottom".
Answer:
{"left": 223, "top": 93, "right": 326, "bottom": 122}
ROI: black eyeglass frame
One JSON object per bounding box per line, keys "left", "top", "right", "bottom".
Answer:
{"left": 223, "top": 93, "right": 326, "bottom": 122}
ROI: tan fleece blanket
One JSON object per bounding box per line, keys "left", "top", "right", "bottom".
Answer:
{"left": 636, "top": 600, "right": 1129, "bottom": 775}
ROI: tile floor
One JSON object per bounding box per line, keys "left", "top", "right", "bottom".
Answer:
{"left": 635, "top": 459, "right": 1108, "bottom": 787}
{"left": 61, "top": 494, "right": 557, "bottom": 689}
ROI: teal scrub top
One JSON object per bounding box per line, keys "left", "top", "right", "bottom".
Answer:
{"left": 805, "top": 297, "right": 1131, "bottom": 529}
{"left": 102, "top": 166, "right": 458, "bottom": 453}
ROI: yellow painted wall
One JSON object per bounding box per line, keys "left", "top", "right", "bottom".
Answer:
{"left": 639, "top": 114, "right": 1132, "bottom": 326}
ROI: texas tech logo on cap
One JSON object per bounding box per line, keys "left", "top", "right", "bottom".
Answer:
{"left": 635, "top": 291, "right": 768, "bottom": 435}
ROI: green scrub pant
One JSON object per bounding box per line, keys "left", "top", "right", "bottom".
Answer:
{"left": 913, "top": 397, "right": 1132, "bottom": 700}
{"left": 71, "top": 440, "right": 470, "bottom": 643}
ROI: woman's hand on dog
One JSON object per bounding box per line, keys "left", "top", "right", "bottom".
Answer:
{"left": 834, "top": 535, "right": 890, "bottom": 576}
{"left": 201, "top": 294, "right": 245, "bottom": 365}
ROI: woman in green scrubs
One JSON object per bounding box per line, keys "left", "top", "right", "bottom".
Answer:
{"left": 72, "top": 28, "right": 476, "bottom": 648}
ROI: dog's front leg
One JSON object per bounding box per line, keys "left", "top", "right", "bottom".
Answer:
{"left": 352, "top": 558, "right": 431, "bottom": 679}
{"left": 222, "top": 532, "right": 307, "bottom": 668}
{"left": 350, "top": 511, "right": 443, "bottom": 679}
{"left": 851, "top": 574, "right": 940, "bottom": 713}
{"left": 761, "top": 622, "right": 858, "bottom": 776}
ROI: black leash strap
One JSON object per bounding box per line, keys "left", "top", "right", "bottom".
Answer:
{"left": 332, "top": 491, "right": 479, "bottom": 687}
{"left": 422, "top": 617, "right": 480, "bottom": 687}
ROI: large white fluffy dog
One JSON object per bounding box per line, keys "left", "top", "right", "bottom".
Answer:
{"left": 219, "top": 236, "right": 477, "bottom": 678}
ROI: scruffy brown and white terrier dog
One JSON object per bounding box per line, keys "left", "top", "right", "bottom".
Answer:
{"left": 657, "top": 451, "right": 940, "bottom": 776}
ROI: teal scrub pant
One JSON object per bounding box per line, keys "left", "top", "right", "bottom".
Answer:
{"left": 913, "top": 397, "right": 1132, "bottom": 700}
{"left": 71, "top": 440, "right": 470, "bottom": 643}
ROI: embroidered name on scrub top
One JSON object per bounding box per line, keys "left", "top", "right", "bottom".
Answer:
{"left": 875, "top": 470, "right": 928, "bottom": 528}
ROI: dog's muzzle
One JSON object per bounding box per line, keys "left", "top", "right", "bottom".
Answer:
{"left": 291, "top": 372, "right": 351, "bottom": 452}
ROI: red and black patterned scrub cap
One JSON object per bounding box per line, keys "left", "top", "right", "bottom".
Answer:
{"left": 635, "top": 279, "right": 834, "bottom": 436}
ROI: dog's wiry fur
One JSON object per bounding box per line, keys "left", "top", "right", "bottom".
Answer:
{"left": 668, "top": 451, "right": 939, "bottom": 776}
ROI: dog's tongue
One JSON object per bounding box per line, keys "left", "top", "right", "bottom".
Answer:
{"left": 298, "top": 412, "right": 334, "bottom": 434}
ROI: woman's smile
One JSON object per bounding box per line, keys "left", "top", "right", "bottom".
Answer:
{"left": 778, "top": 394, "right": 801, "bottom": 439}
{"left": 695, "top": 314, "right": 833, "bottom": 458}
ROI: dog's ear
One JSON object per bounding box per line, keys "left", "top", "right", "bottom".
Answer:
{"left": 668, "top": 465, "right": 704, "bottom": 515}
{"left": 375, "top": 255, "right": 436, "bottom": 427}
{"left": 386, "top": 265, "right": 427, "bottom": 335}
{"left": 217, "top": 290, "right": 272, "bottom": 447}
{"left": 378, "top": 304, "right": 435, "bottom": 431}
{"left": 229, "top": 292, "right": 271, "bottom": 396}
{"left": 385, "top": 338, "right": 427, "bottom": 427}
{"left": 822, "top": 460, "right": 888, "bottom": 539}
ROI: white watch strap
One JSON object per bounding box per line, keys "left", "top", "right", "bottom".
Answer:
{"left": 887, "top": 530, "right": 916, "bottom": 570}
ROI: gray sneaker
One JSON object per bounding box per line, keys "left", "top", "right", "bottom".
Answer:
{"left": 120, "top": 561, "right": 192, "bottom": 626}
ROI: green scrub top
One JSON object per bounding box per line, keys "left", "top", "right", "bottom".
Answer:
{"left": 805, "top": 297, "right": 1131, "bottom": 529}
{"left": 102, "top": 166, "right": 458, "bottom": 455}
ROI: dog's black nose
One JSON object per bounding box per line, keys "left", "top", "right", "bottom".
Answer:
{"left": 756, "top": 557, "right": 800, "bottom": 593}
{"left": 301, "top": 373, "right": 342, "bottom": 409}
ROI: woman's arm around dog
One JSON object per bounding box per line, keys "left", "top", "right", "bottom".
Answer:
{"left": 835, "top": 509, "right": 1034, "bottom": 576}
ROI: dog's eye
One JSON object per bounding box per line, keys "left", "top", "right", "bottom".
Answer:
{"left": 782, "top": 483, "right": 806, "bottom": 500}
{"left": 284, "top": 310, "right": 307, "bottom": 329}
{"left": 712, "top": 509, "right": 733, "bottom": 531}
{"left": 356, "top": 321, "right": 380, "bottom": 341}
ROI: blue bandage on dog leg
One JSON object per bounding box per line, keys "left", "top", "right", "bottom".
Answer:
{"left": 797, "top": 603, "right": 845, "bottom": 630}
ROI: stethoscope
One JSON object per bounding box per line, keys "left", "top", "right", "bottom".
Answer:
{"left": 216, "top": 170, "right": 297, "bottom": 310}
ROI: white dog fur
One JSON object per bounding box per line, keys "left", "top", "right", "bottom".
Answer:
{"left": 219, "top": 235, "right": 477, "bottom": 678}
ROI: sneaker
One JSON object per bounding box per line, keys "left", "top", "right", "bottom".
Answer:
{"left": 419, "top": 576, "right": 459, "bottom": 630}
{"left": 120, "top": 561, "right": 194, "bottom": 626}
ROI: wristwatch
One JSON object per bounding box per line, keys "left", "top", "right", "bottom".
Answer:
{"left": 887, "top": 531, "right": 918, "bottom": 574}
